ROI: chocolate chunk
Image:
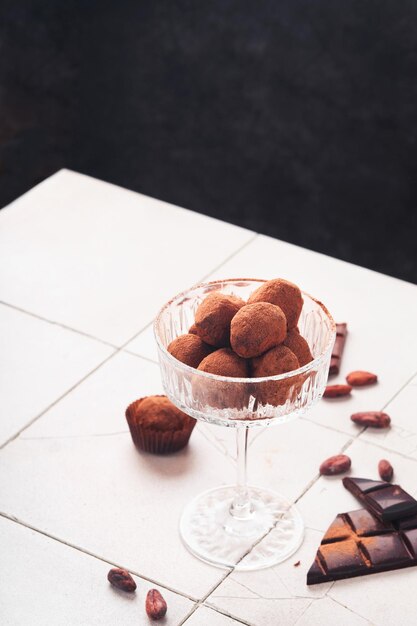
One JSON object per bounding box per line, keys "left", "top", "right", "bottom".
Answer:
{"left": 343, "top": 477, "right": 417, "bottom": 522}
{"left": 329, "top": 323, "right": 348, "bottom": 376}
{"left": 307, "top": 509, "right": 417, "bottom": 585}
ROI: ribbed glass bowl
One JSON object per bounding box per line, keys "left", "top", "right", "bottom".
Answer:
{"left": 154, "top": 278, "right": 335, "bottom": 428}
{"left": 154, "top": 278, "right": 336, "bottom": 571}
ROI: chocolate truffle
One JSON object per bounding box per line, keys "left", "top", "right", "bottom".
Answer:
{"left": 230, "top": 302, "right": 287, "bottom": 358}
{"left": 194, "top": 292, "right": 245, "bottom": 347}
{"left": 252, "top": 345, "right": 299, "bottom": 378}
{"left": 283, "top": 330, "right": 313, "bottom": 366}
{"left": 248, "top": 278, "right": 303, "bottom": 329}
{"left": 198, "top": 348, "right": 248, "bottom": 377}
{"left": 251, "top": 345, "right": 300, "bottom": 407}
{"left": 167, "top": 333, "right": 212, "bottom": 369}
{"left": 195, "top": 348, "right": 249, "bottom": 410}
{"left": 125, "top": 395, "right": 196, "bottom": 453}
{"left": 188, "top": 323, "right": 198, "bottom": 335}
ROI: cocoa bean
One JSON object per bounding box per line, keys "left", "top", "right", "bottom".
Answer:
{"left": 107, "top": 568, "right": 136, "bottom": 592}
{"left": 320, "top": 454, "right": 351, "bottom": 476}
{"left": 378, "top": 459, "right": 394, "bottom": 482}
{"left": 146, "top": 589, "right": 167, "bottom": 620}
{"left": 323, "top": 384, "right": 352, "bottom": 398}
{"left": 351, "top": 412, "right": 391, "bottom": 428}
{"left": 346, "top": 371, "right": 378, "bottom": 387}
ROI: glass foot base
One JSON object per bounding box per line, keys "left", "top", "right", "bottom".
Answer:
{"left": 179, "top": 485, "right": 304, "bottom": 570}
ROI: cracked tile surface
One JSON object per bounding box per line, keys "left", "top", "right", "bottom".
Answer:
{"left": 359, "top": 372, "right": 417, "bottom": 459}
{"left": 184, "top": 606, "right": 244, "bottom": 625}
{"left": 0, "top": 352, "right": 233, "bottom": 599}
{"left": 0, "top": 303, "right": 112, "bottom": 447}
{"left": 0, "top": 515, "right": 194, "bottom": 625}
{"left": 1, "top": 172, "right": 417, "bottom": 624}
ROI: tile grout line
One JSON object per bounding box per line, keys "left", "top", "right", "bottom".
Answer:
{"left": 121, "top": 348, "right": 158, "bottom": 365}
{"left": 0, "top": 231, "right": 259, "bottom": 356}
{"left": 0, "top": 348, "right": 119, "bottom": 450}
{"left": 0, "top": 300, "right": 118, "bottom": 350}
{"left": 0, "top": 510, "right": 200, "bottom": 604}
{"left": 300, "top": 417, "right": 417, "bottom": 464}
{"left": 195, "top": 233, "right": 259, "bottom": 284}
{"left": 116, "top": 232, "right": 259, "bottom": 353}
{"left": 177, "top": 568, "right": 249, "bottom": 626}
{"left": 197, "top": 604, "right": 253, "bottom": 626}
{"left": 292, "top": 599, "right": 316, "bottom": 626}
{"left": 327, "top": 594, "right": 374, "bottom": 624}
{"left": 379, "top": 368, "right": 417, "bottom": 411}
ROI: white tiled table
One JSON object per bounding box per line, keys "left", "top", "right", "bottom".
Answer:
{"left": 1, "top": 170, "right": 416, "bottom": 625}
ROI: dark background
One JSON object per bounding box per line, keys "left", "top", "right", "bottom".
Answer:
{"left": 1, "top": 1, "right": 416, "bottom": 283}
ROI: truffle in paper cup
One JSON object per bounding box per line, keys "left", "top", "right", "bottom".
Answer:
{"left": 125, "top": 395, "right": 196, "bottom": 454}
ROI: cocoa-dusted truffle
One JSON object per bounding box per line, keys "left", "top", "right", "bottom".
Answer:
{"left": 167, "top": 333, "right": 212, "bottom": 368}
{"left": 198, "top": 348, "right": 248, "bottom": 377}
{"left": 283, "top": 330, "right": 313, "bottom": 367}
{"left": 248, "top": 278, "right": 303, "bottom": 329}
{"left": 125, "top": 395, "right": 196, "bottom": 453}
{"left": 188, "top": 323, "right": 198, "bottom": 335}
{"left": 251, "top": 345, "right": 300, "bottom": 408}
{"left": 194, "top": 292, "right": 245, "bottom": 347}
{"left": 195, "top": 348, "right": 249, "bottom": 410}
{"left": 252, "top": 345, "right": 299, "bottom": 377}
{"left": 230, "top": 302, "right": 287, "bottom": 359}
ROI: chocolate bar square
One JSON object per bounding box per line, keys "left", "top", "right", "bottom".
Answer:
{"left": 403, "top": 528, "right": 417, "bottom": 556}
{"left": 367, "top": 485, "right": 417, "bottom": 521}
{"left": 346, "top": 508, "right": 389, "bottom": 536}
{"left": 343, "top": 477, "right": 417, "bottom": 522}
{"left": 307, "top": 509, "right": 417, "bottom": 585}
{"left": 360, "top": 535, "right": 411, "bottom": 568}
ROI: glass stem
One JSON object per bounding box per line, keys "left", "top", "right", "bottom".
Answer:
{"left": 230, "top": 427, "right": 252, "bottom": 519}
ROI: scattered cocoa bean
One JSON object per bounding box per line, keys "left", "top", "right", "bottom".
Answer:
{"left": 146, "top": 589, "right": 167, "bottom": 620}
{"left": 323, "top": 384, "right": 352, "bottom": 398}
{"left": 320, "top": 454, "right": 352, "bottom": 476}
{"left": 107, "top": 568, "right": 137, "bottom": 592}
{"left": 346, "top": 371, "right": 378, "bottom": 387}
{"left": 378, "top": 459, "right": 394, "bottom": 482}
{"left": 351, "top": 412, "right": 391, "bottom": 429}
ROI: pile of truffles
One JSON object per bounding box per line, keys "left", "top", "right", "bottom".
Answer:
{"left": 167, "top": 278, "right": 314, "bottom": 410}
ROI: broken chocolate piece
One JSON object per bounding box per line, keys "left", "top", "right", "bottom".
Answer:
{"left": 329, "top": 322, "right": 347, "bottom": 376}
{"left": 307, "top": 508, "right": 417, "bottom": 585}
{"left": 343, "top": 477, "right": 417, "bottom": 522}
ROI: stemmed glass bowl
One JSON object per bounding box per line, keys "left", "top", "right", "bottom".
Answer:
{"left": 154, "top": 278, "right": 335, "bottom": 570}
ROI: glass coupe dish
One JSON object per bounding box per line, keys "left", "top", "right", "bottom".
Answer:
{"left": 154, "top": 279, "right": 336, "bottom": 570}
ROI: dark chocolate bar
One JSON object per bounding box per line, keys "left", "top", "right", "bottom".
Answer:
{"left": 343, "top": 477, "right": 417, "bottom": 522}
{"left": 307, "top": 508, "right": 417, "bottom": 584}
{"left": 329, "top": 323, "right": 348, "bottom": 376}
